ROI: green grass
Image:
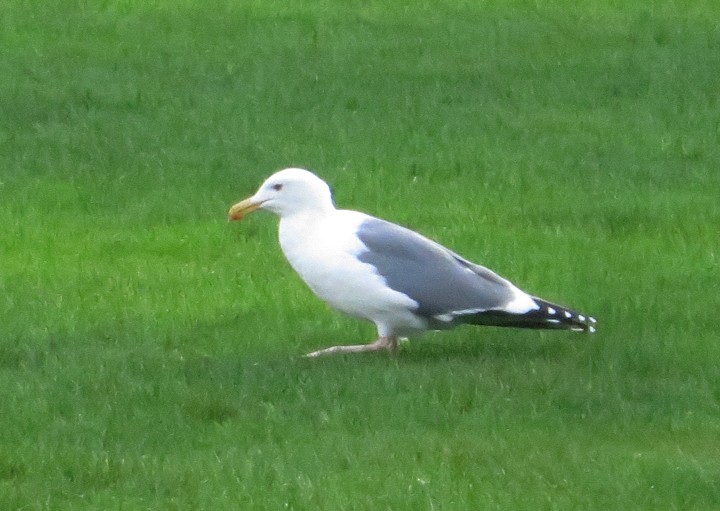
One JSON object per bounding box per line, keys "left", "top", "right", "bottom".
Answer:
{"left": 2, "top": 0, "right": 719, "bottom": 509}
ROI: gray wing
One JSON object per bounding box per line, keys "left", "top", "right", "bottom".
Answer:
{"left": 355, "top": 218, "right": 522, "bottom": 321}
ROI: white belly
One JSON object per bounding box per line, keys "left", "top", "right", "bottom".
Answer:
{"left": 278, "top": 211, "right": 424, "bottom": 334}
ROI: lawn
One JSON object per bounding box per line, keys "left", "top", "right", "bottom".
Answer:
{"left": 1, "top": 0, "right": 719, "bottom": 509}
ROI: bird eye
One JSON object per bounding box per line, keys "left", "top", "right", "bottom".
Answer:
{"left": 271, "top": 183, "right": 283, "bottom": 191}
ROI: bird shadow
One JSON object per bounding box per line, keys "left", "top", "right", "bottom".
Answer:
{"left": 397, "top": 331, "right": 585, "bottom": 364}
{"left": 297, "top": 330, "right": 587, "bottom": 365}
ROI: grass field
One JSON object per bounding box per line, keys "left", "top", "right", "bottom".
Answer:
{"left": 2, "top": 0, "right": 719, "bottom": 509}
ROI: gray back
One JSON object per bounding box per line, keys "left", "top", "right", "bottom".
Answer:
{"left": 355, "top": 218, "right": 516, "bottom": 318}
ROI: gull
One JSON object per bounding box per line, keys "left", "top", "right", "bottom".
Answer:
{"left": 229, "top": 168, "right": 596, "bottom": 357}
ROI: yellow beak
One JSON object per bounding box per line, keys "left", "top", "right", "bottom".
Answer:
{"left": 228, "top": 197, "right": 263, "bottom": 221}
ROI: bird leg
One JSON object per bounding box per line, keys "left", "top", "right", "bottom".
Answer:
{"left": 305, "top": 336, "right": 398, "bottom": 358}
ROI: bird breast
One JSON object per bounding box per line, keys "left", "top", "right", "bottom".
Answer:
{"left": 278, "top": 211, "right": 418, "bottom": 320}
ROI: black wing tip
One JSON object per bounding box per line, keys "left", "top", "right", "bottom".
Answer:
{"left": 431, "top": 299, "right": 598, "bottom": 333}
{"left": 534, "top": 298, "right": 597, "bottom": 333}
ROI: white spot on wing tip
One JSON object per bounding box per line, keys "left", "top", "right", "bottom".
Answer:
{"left": 589, "top": 326, "right": 596, "bottom": 334}
{"left": 564, "top": 311, "right": 572, "bottom": 318}
{"left": 590, "top": 317, "right": 597, "bottom": 324}
{"left": 547, "top": 307, "right": 556, "bottom": 315}
{"left": 578, "top": 314, "right": 586, "bottom": 322}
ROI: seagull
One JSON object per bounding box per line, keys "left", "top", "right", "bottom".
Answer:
{"left": 229, "top": 168, "right": 596, "bottom": 357}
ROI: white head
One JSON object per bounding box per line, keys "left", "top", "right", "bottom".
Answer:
{"left": 228, "top": 168, "right": 335, "bottom": 220}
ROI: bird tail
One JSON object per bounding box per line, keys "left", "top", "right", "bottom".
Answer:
{"left": 461, "top": 297, "right": 597, "bottom": 333}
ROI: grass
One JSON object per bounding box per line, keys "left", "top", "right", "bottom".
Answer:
{"left": 1, "top": 0, "right": 719, "bottom": 509}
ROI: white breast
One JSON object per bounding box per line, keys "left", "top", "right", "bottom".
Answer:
{"left": 278, "top": 210, "right": 424, "bottom": 334}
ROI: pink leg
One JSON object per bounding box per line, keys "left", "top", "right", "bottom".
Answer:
{"left": 305, "top": 336, "right": 398, "bottom": 358}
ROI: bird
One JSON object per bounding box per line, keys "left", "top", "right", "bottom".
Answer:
{"left": 228, "top": 168, "right": 596, "bottom": 357}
